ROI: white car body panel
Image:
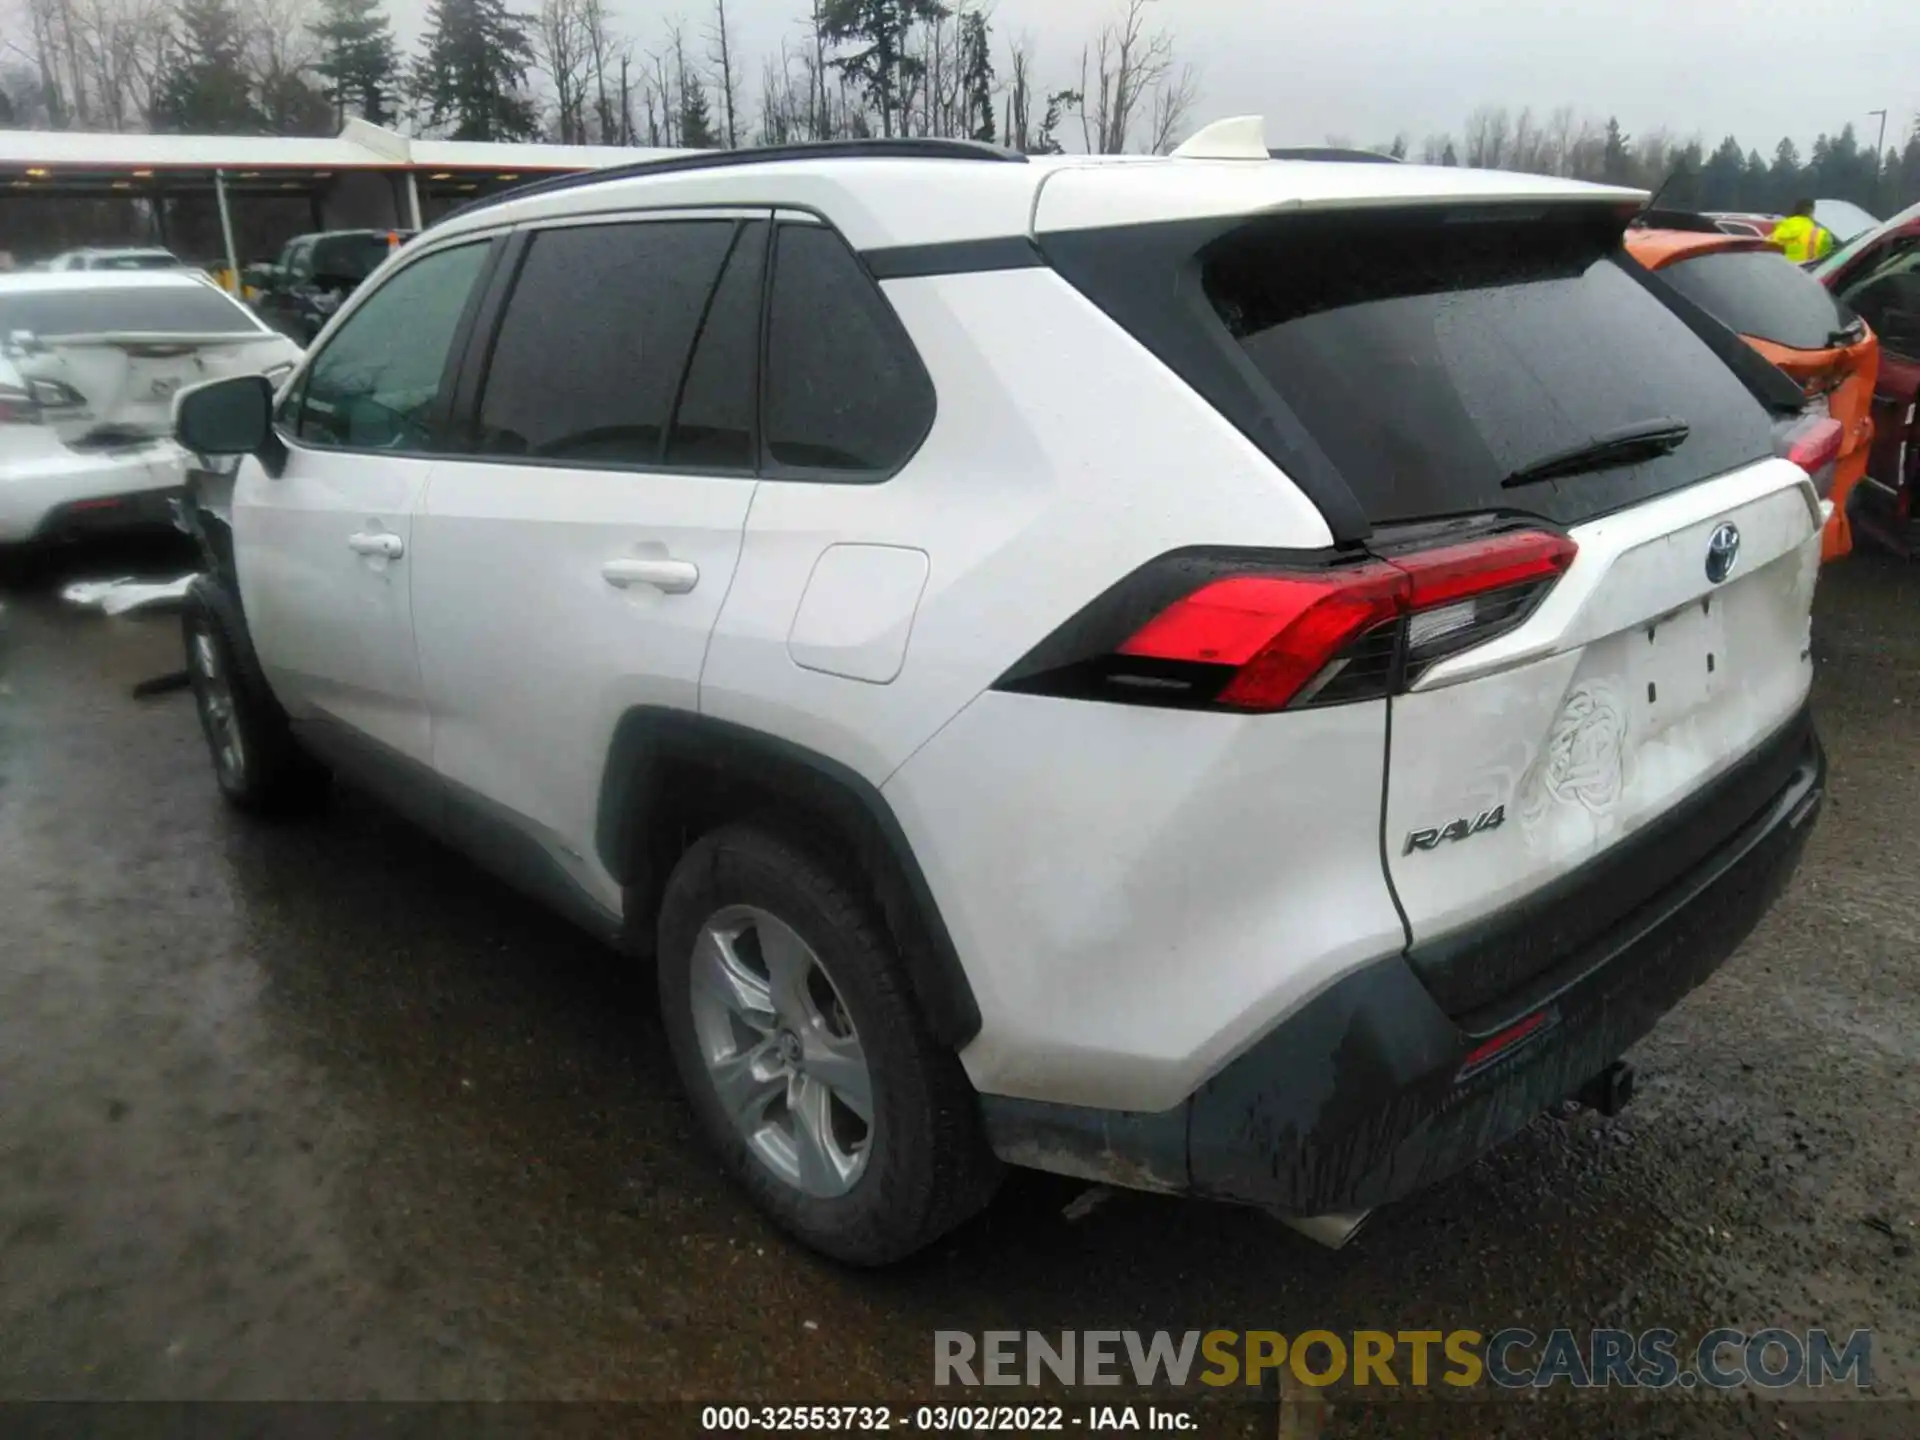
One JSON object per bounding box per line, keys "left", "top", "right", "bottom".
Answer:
{"left": 233, "top": 445, "right": 434, "bottom": 763}
{"left": 885, "top": 693, "right": 1404, "bottom": 1112}
{"left": 411, "top": 459, "right": 756, "bottom": 913}
{"left": 700, "top": 268, "right": 1334, "bottom": 786}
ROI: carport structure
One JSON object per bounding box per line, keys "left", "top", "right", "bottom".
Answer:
{"left": 0, "top": 119, "right": 679, "bottom": 277}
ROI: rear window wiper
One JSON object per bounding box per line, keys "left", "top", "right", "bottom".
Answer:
{"left": 1501, "top": 418, "right": 1691, "bottom": 489}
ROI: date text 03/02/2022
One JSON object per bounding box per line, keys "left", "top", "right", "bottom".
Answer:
{"left": 700, "top": 1405, "right": 1195, "bottom": 1432}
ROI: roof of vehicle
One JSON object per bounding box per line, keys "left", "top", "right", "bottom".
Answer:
{"left": 426, "top": 130, "right": 1645, "bottom": 252}
{"left": 60, "top": 246, "right": 179, "bottom": 259}
{"left": 1623, "top": 228, "right": 1777, "bottom": 269}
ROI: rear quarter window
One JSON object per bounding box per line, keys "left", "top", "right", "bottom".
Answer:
{"left": 1657, "top": 250, "right": 1857, "bottom": 351}
{"left": 761, "top": 222, "right": 935, "bottom": 480}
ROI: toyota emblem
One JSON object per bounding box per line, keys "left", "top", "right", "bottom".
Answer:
{"left": 1705, "top": 523, "right": 1741, "bottom": 584}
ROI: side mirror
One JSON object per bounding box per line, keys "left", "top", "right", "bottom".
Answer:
{"left": 175, "top": 374, "right": 280, "bottom": 468}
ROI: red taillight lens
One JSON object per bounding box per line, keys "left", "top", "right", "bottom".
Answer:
{"left": 1785, "top": 417, "right": 1842, "bottom": 472}
{"left": 1118, "top": 567, "right": 1406, "bottom": 710}
{"left": 1775, "top": 414, "right": 1843, "bottom": 499}
{"left": 1456, "top": 1009, "right": 1555, "bottom": 1079}
{"left": 1089, "top": 529, "right": 1577, "bottom": 713}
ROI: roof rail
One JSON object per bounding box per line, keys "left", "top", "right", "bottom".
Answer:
{"left": 1267, "top": 146, "right": 1403, "bottom": 164}
{"left": 439, "top": 137, "right": 1028, "bottom": 226}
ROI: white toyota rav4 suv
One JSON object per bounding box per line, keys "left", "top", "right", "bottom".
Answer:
{"left": 172, "top": 122, "right": 1830, "bottom": 1265}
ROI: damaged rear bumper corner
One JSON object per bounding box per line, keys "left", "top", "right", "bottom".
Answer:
{"left": 979, "top": 710, "right": 1825, "bottom": 1219}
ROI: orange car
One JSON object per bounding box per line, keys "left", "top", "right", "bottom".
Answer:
{"left": 1626, "top": 226, "right": 1878, "bottom": 560}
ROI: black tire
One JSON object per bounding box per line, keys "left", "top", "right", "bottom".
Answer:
{"left": 182, "top": 577, "right": 330, "bottom": 815}
{"left": 657, "top": 823, "right": 1000, "bottom": 1266}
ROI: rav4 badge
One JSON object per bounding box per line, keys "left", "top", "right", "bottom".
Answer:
{"left": 1404, "top": 806, "right": 1506, "bottom": 856}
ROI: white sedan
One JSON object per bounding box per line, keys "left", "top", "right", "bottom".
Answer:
{"left": 0, "top": 269, "right": 300, "bottom": 547}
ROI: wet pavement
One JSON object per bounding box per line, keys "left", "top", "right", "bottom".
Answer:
{"left": 1, "top": 538, "right": 1916, "bottom": 1438}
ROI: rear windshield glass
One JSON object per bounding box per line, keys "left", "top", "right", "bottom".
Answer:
{"left": 1658, "top": 250, "right": 1857, "bottom": 351}
{"left": 1201, "top": 210, "right": 1774, "bottom": 526}
{"left": 310, "top": 235, "right": 394, "bottom": 282}
{"left": 92, "top": 251, "right": 181, "bottom": 270}
{"left": 0, "top": 286, "right": 258, "bottom": 336}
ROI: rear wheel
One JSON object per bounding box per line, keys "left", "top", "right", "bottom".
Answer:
{"left": 182, "top": 579, "right": 329, "bottom": 814}
{"left": 657, "top": 823, "right": 998, "bottom": 1265}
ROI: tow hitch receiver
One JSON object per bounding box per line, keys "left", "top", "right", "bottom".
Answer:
{"left": 1575, "top": 1060, "right": 1636, "bottom": 1117}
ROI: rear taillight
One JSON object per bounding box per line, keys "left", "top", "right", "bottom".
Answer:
{"left": 1775, "top": 413, "right": 1843, "bottom": 499}
{"left": 0, "top": 384, "right": 41, "bottom": 425}
{"left": 997, "top": 528, "right": 1577, "bottom": 714}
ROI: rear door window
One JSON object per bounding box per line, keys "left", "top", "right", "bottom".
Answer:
{"left": 474, "top": 219, "right": 735, "bottom": 467}
{"left": 761, "top": 222, "right": 935, "bottom": 479}
{"left": 664, "top": 221, "right": 766, "bottom": 472}
{"left": 1201, "top": 210, "right": 1774, "bottom": 526}
{"left": 1658, "top": 250, "right": 1857, "bottom": 350}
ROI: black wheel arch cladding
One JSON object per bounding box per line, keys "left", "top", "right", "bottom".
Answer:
{"left": 596, "top": 708, "right": 982, "bottom": 1049}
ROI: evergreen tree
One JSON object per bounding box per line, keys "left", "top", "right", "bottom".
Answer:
{"left": 1701, "top": 135, "right": 1744, "bottom": 211}
{"left": 678, "top": 68, "right": 717, "bottom": 147}
{"left": 260, "top": 70, "right": 336, "bottom": 135}
{"left": 412, "top": 0, "right": 539, "bottom": 141}
{"left": 819, "top": 0, "right": 949, "bottom": 138}
{"left": 1895, "top": 135, "right": 1920, "bottom": 216}
{"left": 312, "top": 0, "right": 402, "bottom": 126}
{"left": 154, "top": 0, "right": 263, "bottom": 133}
{"left": 957, "top": 9, "right": 993, "bottom": 144}
{"left": 1743, "top": 148, "right": 1770, "bottom": 211}
{"left": 1770, "top": 137, "right": 1803, "bottom": 212}
{"left": 1601, "top": 117, "right": 1630, "bottom": 184}
{"left": 1441, "top": 140, "right": 1457, "bottom": 167}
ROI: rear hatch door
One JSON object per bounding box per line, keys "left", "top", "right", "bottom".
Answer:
{"left": 1196, "top": 204, "right": 1819, "bottom": 1018}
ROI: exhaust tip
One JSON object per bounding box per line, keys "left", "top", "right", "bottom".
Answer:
{"left": 1271, "top": 1208, "right": 1372, "bottom": 1250}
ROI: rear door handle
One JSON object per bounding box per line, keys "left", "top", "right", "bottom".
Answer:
{"left": 602, "top": 557, "right": 699, "bottom": 594}
{"left": 348, "top": 531, "right": 404, "bottom": 559}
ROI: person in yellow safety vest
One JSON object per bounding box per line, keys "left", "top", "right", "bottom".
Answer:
{"left": 1771, "top": 199, "right": 1836, "bottom": 264}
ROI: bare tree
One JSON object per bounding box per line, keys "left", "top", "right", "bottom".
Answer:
{"left": 707, "top": 0, "right": 738, "bottom": 147}
{"left": 1001, "top": 30, "right": 1031, "bottom": 151}
{"left": 1078, "top": 0, "right": 1179, "bottom": 155}
{"left": 532, "top": 0, "right": 590, "bottom": 142}
{"left": 1147, "top": 58, "right": 1196, "bottom": 153}
{"left": 1463, "top": 104, "right": 1511, "bottom": 169}
{"left": 1546, "top": 105, "right": 1576, "bottom": 177}
{"left": 580, "top": 0, "right": 621, "bottom": 141}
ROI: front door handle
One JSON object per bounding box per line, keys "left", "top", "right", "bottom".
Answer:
{"left": 602, "top": 557, "right": 699, "bottom": 594}
{"left": 348, "top": 531, "right": 404, "bottom": 559}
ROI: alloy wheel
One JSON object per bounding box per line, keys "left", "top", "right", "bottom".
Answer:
{"left": 687, "top": 904, "right": 874, "bottom": 1198}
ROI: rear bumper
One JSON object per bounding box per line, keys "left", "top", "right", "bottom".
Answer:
{"left": 980, "top": 707, "right": 1824, "bottom": 1214}
{"left": 0, "top": 442, "right": 189, "bottom": 544}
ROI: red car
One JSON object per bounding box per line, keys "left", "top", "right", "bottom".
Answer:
{"left": 1812, "top": 203, "right": 1920, "bottom": 553}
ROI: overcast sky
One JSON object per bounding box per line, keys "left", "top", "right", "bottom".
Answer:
{"left": 389, "top": 0, "right": 1909, "bottom": 157}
